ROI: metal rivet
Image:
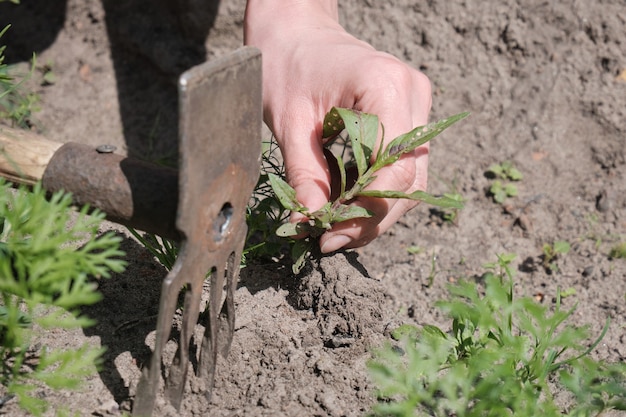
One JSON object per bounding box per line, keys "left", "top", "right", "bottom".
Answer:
{"left": 96, "top": 144, "right": 117, "bottom": 154}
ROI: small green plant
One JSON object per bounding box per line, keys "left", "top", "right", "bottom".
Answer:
{"left": 367, "top": 253, "right": 626, "bottom": 417}
{"left": 609, "top": 241, "right": 626, "bottom": 259}
{"left": 270, "top": 108, "right": 468, "bottom": 273}
{"left": 429, "top": 173, "right": 464, "bottom": 225}
{"left": 244, "top": 138, "right": 294, "bottom": 264}
{"left": 542, "top": 240, "right": 571, "bottom": 273}
{"left": 39, "top": 61, "right": 56, "bottom": 86}
{"left": 439, "top": 192, "right": 464, "bottom": 224}
{"left": 128, "top": 228, "right": 178, "bottom": 271}
{"left": 406, "top": 246, "right": 423, "bottom": 255}
{"left": 0, "top": 25, "right": 39, "bottom": 129}
{"left": 0, "top": 181, "right": 126, "bottom": 415}
{"left": 486, "top": 161, "right": 523, "bottom": 204}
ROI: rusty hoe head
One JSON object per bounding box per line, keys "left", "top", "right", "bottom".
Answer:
{"left": 132, "top": 47, "right": 262, "bottom": 416}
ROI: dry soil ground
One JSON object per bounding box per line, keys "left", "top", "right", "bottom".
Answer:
{"left": 0, "top": 0, "right": 625, "bottom": 416}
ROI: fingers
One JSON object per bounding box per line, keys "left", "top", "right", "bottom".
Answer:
{"left": 258, "top": 28, "right": 433, "bottom": 253}
{"left": 320, "top": 146, "right": 429, "bottom": 253}
{"left": 272, "top": 107, "right": 332, "bottom": 219}
{"left": 318, "top": 56, "right": 432, "bottom": 253}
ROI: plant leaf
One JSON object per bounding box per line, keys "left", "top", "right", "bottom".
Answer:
{"left": 507, "top": 167, "right": 523, "bottom": 181}
{"left": 504, "top": 183, "right": 518, "bottom": 197}
{"left": 357, "top": 189, "right": 465, "bottom": 209}
{"left": 322, "top": 107, "right": 345, "bottom": 139}
{"left": 330, "top": 204, "right": 372, "bottom": 223}
{"left": 334, "top": 108, "right": 379, "bottom": 176}
{"left": 553, "top": 240, "right": 571, "bottom": 254}
{"left": 291, "top": 239, "right": 311, "bottom": 275}
{"left": 276, "top": 222, "right": 302, "bottom": 237}
{"left": 268, "top": 173, "right": 306, "bottom": 213}
{"left": 375, "top": 112, "right": 470, "bottom": 170}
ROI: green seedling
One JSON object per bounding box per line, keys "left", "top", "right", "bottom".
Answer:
{"left": 560, "top": 286, "right": 577, "bottom": 298}
{"left": 487, "top": 161, "right": 523, "bottom": 181}
{"left": 367, "top": 253, "right": 626, "bottom": 417}
{"left": 542, "top": 240, "right": 571, "bottom": 273}
{"left": 406, "top": 245, "right": 423, "bottom": 255}
{"left": 244, "top": 138, "right": 293, "bottom": 264}
{"left": 39, "top": 61, "right": 56, "bottom": 86}
{"left": 0, "top": 181, "right": 126, "bottom": 416}
{"left": 429, "top": 173, "right": 464, "bottom": 225}
{"left": 440, "top": 192, "right": 464, "bottom": 224}
{"left": 609, "top": 241, "right": 626, "bottom": 259}
{"left": 270, "top": 108, "right": 468, "bottom": 273}
{"left": 128, "top": 228, "right": 178, "bottom": 271}
{"left": 0, "top": 25, "right": 39, "bottom": 129}
{"left": 487, "top": 161, "right": 522, "bottom": 204}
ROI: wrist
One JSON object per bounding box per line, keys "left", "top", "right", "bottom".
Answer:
{"left": 244, "top": 0, "right": 340, "bottom": 48}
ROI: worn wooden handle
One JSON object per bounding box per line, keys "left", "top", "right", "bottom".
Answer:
{"left": 0, "top": 126, "right": 63, "bottom": 186}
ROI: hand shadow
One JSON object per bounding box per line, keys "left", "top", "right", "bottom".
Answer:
{"left": 0, "top": 0, "right": 220, "bottom": 165}
{"left": 100, "top": 0, "right": 220, "bottom": 165}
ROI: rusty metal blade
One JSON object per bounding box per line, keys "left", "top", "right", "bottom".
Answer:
{"left": 133, "top": 46, "right": 261, "bottom": 416}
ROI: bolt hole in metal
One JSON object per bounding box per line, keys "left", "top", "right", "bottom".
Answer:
{"left": 212, "top": 203, "right": 233, "bottom": 241}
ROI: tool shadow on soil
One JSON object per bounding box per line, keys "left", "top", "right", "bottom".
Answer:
{"left": 81, "top": 236, "right": 166, "bottom": 408}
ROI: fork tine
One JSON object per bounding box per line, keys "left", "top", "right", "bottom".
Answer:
{"left": 165, "top": 254, "right": 206, "bottom": 409}
{"left": 197, "top": 229, "right": 244, "bottom": 399}
{"left": 133, "top": 254, "right": 187, "bottom": 416}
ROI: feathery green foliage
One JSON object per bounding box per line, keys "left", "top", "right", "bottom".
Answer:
{"left": 0, "top": 25, "right": 39, "bottom": 128}
{"left": 367, "top": 254, "right": 626, "bottom": 417}
{"left": 0, "top": 181, "right": 126, "bottom": 415}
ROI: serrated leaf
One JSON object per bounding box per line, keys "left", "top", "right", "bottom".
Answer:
{"left": 357, "top": 189, "right": 465, "bottom": 209}
{"left": 268, "top": 173, "right": 306, "bottom": 213}
{"left": 375, "top": 112, "right": 470, "bottom": 170}
{"left": 334, "top": 108, "right": 379, "bottom": 176}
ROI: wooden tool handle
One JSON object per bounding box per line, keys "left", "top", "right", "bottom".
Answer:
{"left": 0, "top": 126, "right": 63, "bottom": 185}
{"left": 0, "top": 125, "right": 180, "bottom": 239}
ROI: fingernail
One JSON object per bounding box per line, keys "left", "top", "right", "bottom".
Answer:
{"left": 321, "top": 234, "right": 352, "bottom": 254}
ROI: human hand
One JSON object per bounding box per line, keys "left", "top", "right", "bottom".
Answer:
{"left": 244, "top": 1, "right": 432, "bottom": 253}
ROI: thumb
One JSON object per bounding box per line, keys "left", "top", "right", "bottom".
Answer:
{"left": 277, "top": 120, "right": 331, "bottom": 221}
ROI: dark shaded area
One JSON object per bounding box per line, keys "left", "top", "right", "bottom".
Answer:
{"left": 0, "top": 0, "right": 220, "bottom": 163}
{"left": 101, "top": 0, "right": 220, "bottom": 163}
{"left": 81, "top": 236, "right": 167, "bottom": 408}
{"left": 0, "top": 0, "right": 67, "bottom": 62}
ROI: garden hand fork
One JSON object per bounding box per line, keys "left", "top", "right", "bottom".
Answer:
{"left": 132, "top": 47, "right": 262, "bottom": 416}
